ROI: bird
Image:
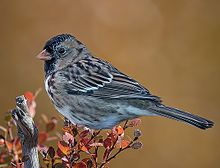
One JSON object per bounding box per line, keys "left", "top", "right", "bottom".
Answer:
{"left": 37, "top": 34, "right": 214, "bottom": 130}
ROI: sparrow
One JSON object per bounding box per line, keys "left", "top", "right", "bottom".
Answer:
{"left": 37, "top": 34, "right": 214, "bottom": 130}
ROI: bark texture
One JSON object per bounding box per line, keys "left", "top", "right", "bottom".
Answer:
{"left": 12, "top": 95, "right": 39, "bottom": 168}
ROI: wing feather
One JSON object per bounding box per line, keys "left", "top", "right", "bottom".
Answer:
{"left": 59, "top": 58, "right": 161, "bottom": 102}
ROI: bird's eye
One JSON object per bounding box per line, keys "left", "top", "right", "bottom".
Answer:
{"left": 57, "top": 47, "right": 66, "bottom": 54}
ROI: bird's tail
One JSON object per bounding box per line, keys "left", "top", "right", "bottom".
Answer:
{"left": 149, "top": 104, "right": 214, "bottom": 129}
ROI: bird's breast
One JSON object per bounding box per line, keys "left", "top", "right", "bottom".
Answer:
{"left": 45, "top": 74, "right": 55, "bottom": 100}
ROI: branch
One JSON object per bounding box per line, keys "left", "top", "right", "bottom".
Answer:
{"left": 11, "top": 95, "right": 39, "bottom": 168}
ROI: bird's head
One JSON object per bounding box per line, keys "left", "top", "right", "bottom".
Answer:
{"left": 37, "top": 34, "right": 87, "bottom": 76}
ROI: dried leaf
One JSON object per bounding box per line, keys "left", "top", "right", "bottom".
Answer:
{"left": 57, "top": 141, "right": 70, "bottom": 155}
{"left": 128, "top": 118, "right": 141, "bottom": 127}
{"left": 134, "top": 129, "right": 142, "bottom": 138}
{"left": 131, "top": 141, "right": 143, "bottom": 149}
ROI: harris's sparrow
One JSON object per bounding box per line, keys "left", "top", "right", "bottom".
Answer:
{"left": 37, "top": 34, "right": 214, "bottom": 130}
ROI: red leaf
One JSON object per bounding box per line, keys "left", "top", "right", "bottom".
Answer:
{"left": 117, "top": 140, "right": 130, "bottom": 149}
{"left": 14, "top": 137, "right": 21, "bottom": 151}
{"left": 79, "top": 130, "right": 90, "bottom": 138}
{"left": 24, "top": 91, "right": 34, "bottom": 102}
{"left": 38, "top": 132, "right": 48, "bottom": 145}
{"left": 116, "top": 125, "right": 124, "bottom": 136}
{"left": 81, "top": 146, "right": 89, "bottom": 153}
{"left": 57, "top": 141, "right": 70, "bottom": 155}
{"left": 80, "top": 137, "right": 90, "bottom": 146}
{"left": 63, "top": 132, "right": 74, "bottom": 144}
{"left": 108, "top": 132, "right": 117, "bottom": 143}
{"left": 5, "top": 141, "right": 13, "bottom": 152}
{"left": 57, "top": 148, "right": 64, "bottom": 158}
{"left": 103, "top": 138, "right": 112, "bottom": 149}
{"left": 24, "top": 91, "right": 37, "bottom": 118}
{"left": 47, "top": 146, "right": 55, "bottom": 158}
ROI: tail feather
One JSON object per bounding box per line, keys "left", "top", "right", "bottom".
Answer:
{"left": 149, "top": 105, "right": 214, "bottom": 129}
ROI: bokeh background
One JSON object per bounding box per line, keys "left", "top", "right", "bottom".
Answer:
{"left": 0, "top": 0, "right": 219, "bottom": 167}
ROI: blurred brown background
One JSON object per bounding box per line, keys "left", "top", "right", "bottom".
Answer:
{"left": 0, "top": 0, "right": 219, "bottom": 167}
